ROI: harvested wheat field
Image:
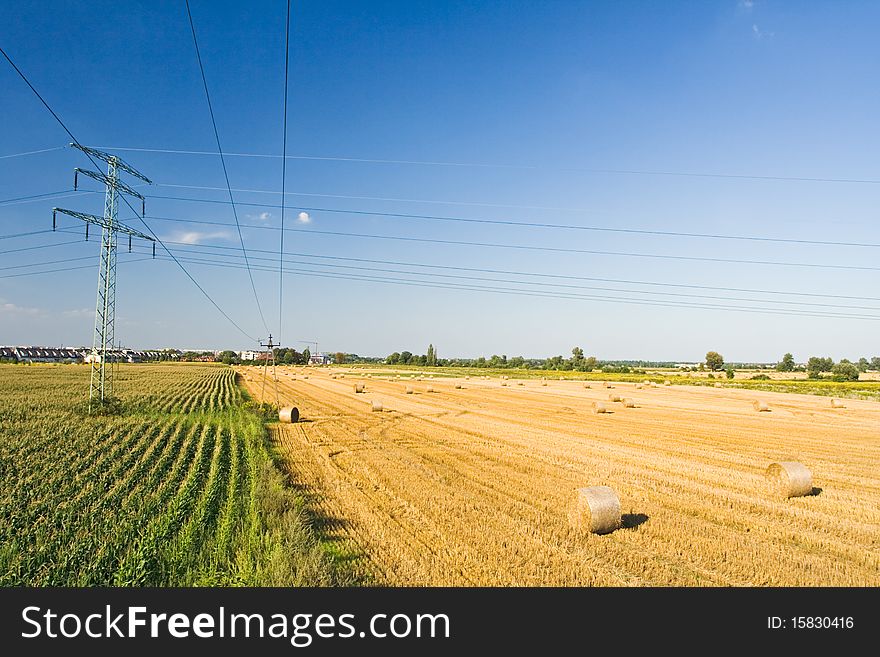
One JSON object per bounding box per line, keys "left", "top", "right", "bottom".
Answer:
{"left": 240, "top": 369, "right": 880, "bottom": 586}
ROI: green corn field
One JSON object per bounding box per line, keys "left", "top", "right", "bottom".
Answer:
{"left": 0, "top": 364, "right": 345, "bottom": 586}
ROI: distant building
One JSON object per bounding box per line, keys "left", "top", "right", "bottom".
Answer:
{"left": 239, "top": 350, "right": 261, "bottom": 361}
{"left": 309, "top": 353, "right": 331, "bottom": 365}
{"left": 3, "top": 346, "right": 84, "bottom": 363}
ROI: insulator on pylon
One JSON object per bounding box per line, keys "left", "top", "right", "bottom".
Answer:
{"left": 52, "top": 210, "right": 56, "bottom": 231}
{"left": 152, "top": 242, "right": 156, "bottom": 258}
{"left": 74, "top": 170, "right": 79, "bottom": 190}
{"left": 141, "top": 199, "right": 145, "bottom": 217}
{"left": 85, "top": 223, "right": 89, "bottom": 240}
{"left": 128, "top": 235, "right": 132, "bottom": 252}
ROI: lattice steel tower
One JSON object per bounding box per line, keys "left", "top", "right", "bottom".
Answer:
{"left": 53, "top": 143, "right": 154, "bottom": 411}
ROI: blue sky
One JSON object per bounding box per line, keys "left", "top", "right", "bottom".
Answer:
{"left": 1, "top": 0, "right": 878, "bottom": 361}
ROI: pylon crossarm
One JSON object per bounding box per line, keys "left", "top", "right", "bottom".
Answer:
{"left": 74, "top": 168, "right": 145, "bottom": 201}
{"left": 69, "top": 143, "right": 152, "bottom": 184}
{"left": 53, "top": 208, "right": 155, "bottom": 242}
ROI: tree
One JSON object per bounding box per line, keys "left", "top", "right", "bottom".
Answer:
{"left": 570, "top": 346, "right": 584, "bottom": 368}
{"left": 705, "top": 351, "right": 724, "bottom": 371}
{"left": 831, "top": 360, "right": 860, "bottom": 381}
{"left": 400, "top": 351, "right": 412, "bottom": 365}
{"left": 334, "top": 352, "right": 345, "bottom": 364}
{"left": 776, "top": 353, "right": 795, "bottom": 372}
{"left": 872, "top": 356, "right": 880, "bottom": 371}
{"left": 218, "top": 350, "right": 238, "bottom": 365}
{"left": 726, "top": 367, "right": 735, "bottom": 379}
{"left": 426, "top": 344, "right": 435, "bottom": 367}
{"left": 583, "top": 356, "right": 598, "bottom": 372}
{"left": 806, "top": 356, "right": 833, "bottom": 378}
{"left": 857, "top": 357, "right": 869, "bottom": 373}
{"left": 302, "top": 347, "right": 310, "bottom": 363}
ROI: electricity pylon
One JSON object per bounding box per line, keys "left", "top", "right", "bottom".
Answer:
{"left": 53, "top": 143, "right": 154, "bottom": 412}
{"left": 259, "top": 334, "right": 281, "bottom": 407}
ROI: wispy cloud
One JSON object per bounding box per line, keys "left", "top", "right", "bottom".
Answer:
{"left": 739, "top": 0, "right": 754, "bottom": 9}
{"left": 165, "top": 230, "right": 232, "bottom": 245}
{"left": 297, "top": 211, "right": 311, "bottom": 224}
{"left": 62, "top": 308, "right": 93, "bottom": 318}
{"left": 0, "top": 301, "right": 43, "bottom": 316}
{"left": 752, "top": 23, "right": 774, "bottom": 39}
{"left": 246, "top": 211, "right": 272, "bottom": 221}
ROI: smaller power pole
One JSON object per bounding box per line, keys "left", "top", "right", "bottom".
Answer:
{"left": 259, "top": 334, "right": 281, "bottom": 407}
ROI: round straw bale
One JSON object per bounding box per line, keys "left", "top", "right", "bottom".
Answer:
{"left": 542, "top": 381, "right": 548, "bottom": 386}
{"left": 518, "top": 381, "right": 524, "bottom": 386}
{"left": 354, "top": 383, "right": 364, "bottom": 393}
{"left": 465, "top": 375, "right": 470, "bottom": 380}
{"left": 454, "top": 384, "right": 462, "bottom": 389}
{"left": 635, "top": 384, "right": 643, "bottom": 389}
{"left": 500, "top": 381, "right": 508, "bottom": 387}
{"left": 583, "top": 382, "right": 591, "bottom": 388}
{"left": 830, "top": 398, "right": 846, "bottom": 408}
{"left": 568, "top": 486, "right": 621, "bottom": 534}
{"left": 592, "top": 401, "right": 607, "bottom": 414}
{"left": 766, "top": 461, "right": 812, "bottom": 498}
{"left": 608, "top": 393, "right": 621, "bottom": 402}
{"left": 622, "top": 398, "right": 636, "bottom": 408}
{"left": 426, "top": 385, "right": 434, "bottom": 393}
{"left": 303, "top": 375, "right": 309, "bottom": 380}
{"left": 714, "top": 382, "right": 723, "bottom": 388}
{"left": 278, "top": 407, "right": 299, "bottom": 423}
{"left": 405, "top": 386, "right": 414, "bottom": 394}
{"left": 371, "top": 400, "right": 383, "bottom": 412}
{"left": 664, "top": 380, "right": 671, "bottom": 386}
{"left": 753, "top": 400, "right": 770, "bottom": 412}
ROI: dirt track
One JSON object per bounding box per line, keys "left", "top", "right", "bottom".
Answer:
{"left": 241, "top": 368, "right": 880, "bottom": 586}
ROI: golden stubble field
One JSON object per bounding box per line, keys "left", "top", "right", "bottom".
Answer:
{"left": 240, "top": 367, "right": 880, "bottom": 586}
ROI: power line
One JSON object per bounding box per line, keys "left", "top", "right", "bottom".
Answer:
{"left": 126, "top": 244, "right": 880, "bottom": 312}
{"left": 7, "top": 240, "right": 877, "bottom": 320}
{"left": 139, "top": 212, "right": 880, "bottom": 272}
{"left": 0, "top": 238, "right": 84, "bottom": 255}
{"left": 0, "top": 146, "right": 65, "bottom": 160}
{"left": 94, "top": 145, "right": 880, "bottom": 185}
{"left": 6, "top": 226, "right": 876, "bottom": 302}
{"left": 0, "top": 258, "right": 151, "bottom": 280}
{"left": 0, "top": 254, "right": 97, "bottom": 271}
{"left": 132, "top": 251, "right": 880, "bottom": 321}
{"left": 184, "top": 0, "right": 270, "bottom": 335}
{"left": 143, "top": 193, "right": 880, "bottom": 249}
{"left": 155, "top": 181, "right": 605, "bottom": 213}
{"left": 0, "top": 43, "right": 258, "bottom": 342}
{"left": 11, "top": 184, "right": 879, "bottom": 249}
{"left": 0, "top": 190, "right": 88, "bottom": 206}
{"left": 0, "top": 228, "right": 62, "bottom": 241}
{"left": 278, "top": 0, "right": 292, "bottom": 344}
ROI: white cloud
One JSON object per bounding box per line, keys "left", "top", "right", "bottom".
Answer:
{"left": 752, "top": 23, "right": 774, "bottom": 39}
{"left": 740, "top": 0, "right": 754, "bottom": 9}
{"left": 258, "top": 211, "right": 272, "bottom": 221}
{"left": 0, "top": 301, "right": 43, "bottom": 316}
{"left": 166, "top": 230, "right": 232, "bottom": 245}
{"left": 62, "top": 308, "right": 93, "bottom": 318}
{"left": 297, "top": 211, "right": 311, "bottom": 224}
